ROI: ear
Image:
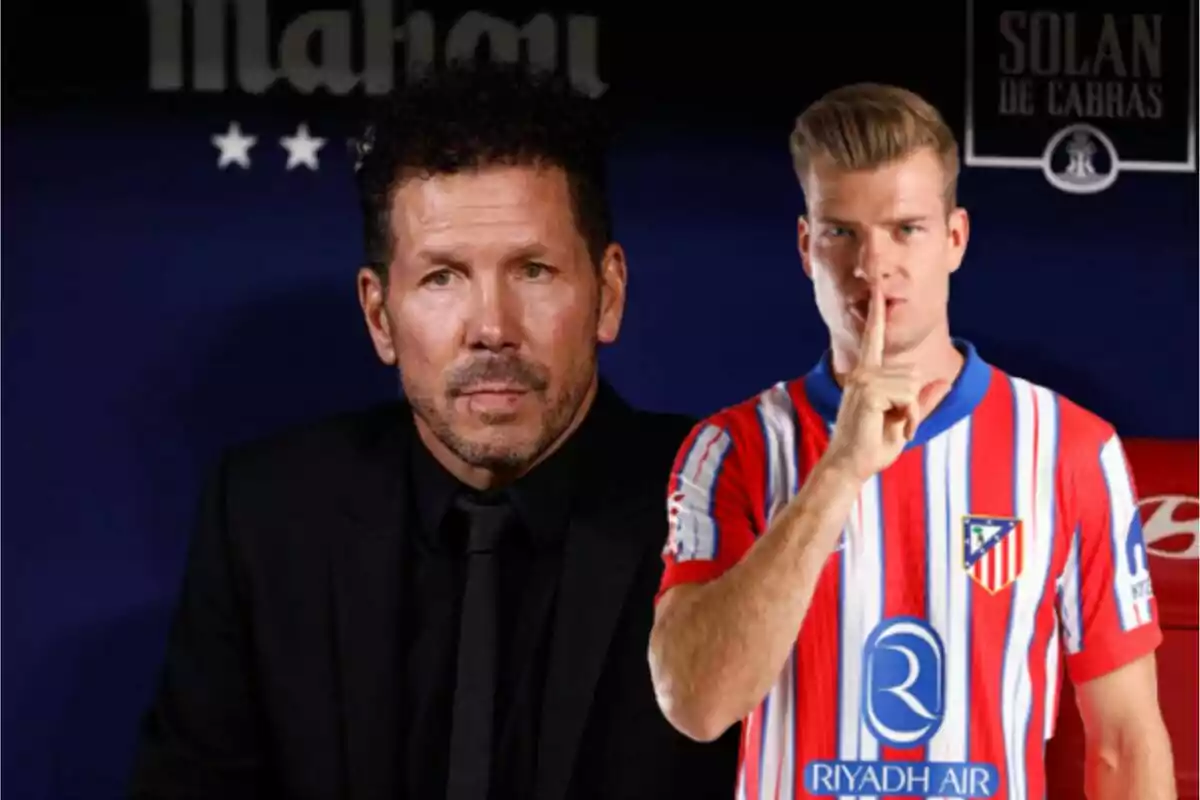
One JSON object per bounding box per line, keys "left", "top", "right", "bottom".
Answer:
{"left": 595, "top": 243, "right": 628, "bottom": 345}
{"left": 797, "top": 215, "right": 814, "bottom": 279}
{"left": 357, "top": 265, "right": 397, "bottom": 365}
{"left": 946, "top": 207, "right": 970, "bottom": 274}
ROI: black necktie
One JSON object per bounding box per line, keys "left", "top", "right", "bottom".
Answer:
{"left": 445, "top": 495, "right": 513, "bottom": 800}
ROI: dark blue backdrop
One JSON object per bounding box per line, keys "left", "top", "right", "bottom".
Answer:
{"left": 4, "top": 4, "right": 1198, "bottom": 798}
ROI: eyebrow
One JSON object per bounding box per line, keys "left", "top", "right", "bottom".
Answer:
{"left": 816, "top": 215, "right": 935, "bottom": 227}
{"left": 414, "top": 243, "right": 553, "bottom": 266}
{"left": 814, "top": 216, "right": 855, "bottom": 227}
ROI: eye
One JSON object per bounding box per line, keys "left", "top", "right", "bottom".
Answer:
{"left": 420, "top": 268, "right": 457, "bottom": 287}
{"left": 520, "top": 261, "right": 555, "bottom": 280}
{"left": 821, "top": 225, "right": 857, "bottom": 241}
{"left": 898, "top": 223, "right": 923, "bottom": 236}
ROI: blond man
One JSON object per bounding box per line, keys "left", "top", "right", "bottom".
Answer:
{"left": 648, "top": 83, "right": 1175, "bottom": 800}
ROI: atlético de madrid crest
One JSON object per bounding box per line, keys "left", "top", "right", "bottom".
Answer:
{"left": 963, "top": 515, "right": 1026, "bottom": 594}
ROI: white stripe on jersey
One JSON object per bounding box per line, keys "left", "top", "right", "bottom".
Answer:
{"left": 836, "top": 464, "right": 884, "bottom": 800}
{"left": 1001, "top": 380, "right": 1060, "bottom": 800}
{"left": 835, "top": 490, "right": 860, "bottom": 800}
{"left": 755, "top": 384, "right": 800, "bottom": 800}
{"left": 858, "top": 473, "right": 885, "bottom": 773}
{"left": 1042, "top": 625, "right": 1060, "bottom": 741}
{"left": 672, "top": 424, "right": 731, "bottom": 561}
{"left": 759, "top": 382, "right": 799, "bottom": 523}
{"left": 1099, "top": 435, "right": 1153, "bottom": 629}
{"left": 777, "top": 650, "right": 798, "bottom": 800}
{"left": 926, "top": 417, "right": 974, "bottom": 800}
{"left": 1058, "top": 527, "right": 1083, "bottom": 654}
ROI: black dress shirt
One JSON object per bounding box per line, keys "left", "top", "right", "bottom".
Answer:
{"left": 401, "top": 402, "right": 594, "bottom": 800}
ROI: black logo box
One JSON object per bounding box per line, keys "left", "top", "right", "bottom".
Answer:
{"left": 965, "top": 0, "right": 1196, "bottom": 167}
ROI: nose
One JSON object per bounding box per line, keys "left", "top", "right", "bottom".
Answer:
{"left": 465, "top": 271, "right": 520, "bottom": 352}
{"left": 852, "top": 230, "right": 897, "bottom": 285}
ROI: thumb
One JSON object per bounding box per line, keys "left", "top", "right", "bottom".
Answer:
{"left": 917, "top": 379, "right": 953, "bottom": 420}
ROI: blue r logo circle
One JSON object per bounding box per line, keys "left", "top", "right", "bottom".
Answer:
{"left": 861, "top": 616, "right": 946, "bottom": 748}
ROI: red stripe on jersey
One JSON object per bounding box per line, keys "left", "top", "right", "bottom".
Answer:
{"left": 1021, "top": 394, "right": 1063, "bottom": 800}
{"left": 796, "top": 560, "right": 843, "bottom": 763}
{"left": 742, "top": 699, "right": 764, "bottom": 800}
{"left": 877, "top": 445, "right": 930, "bottom": 779}
{"left": 733, "top": 404, "right": 771, "bottom": 539}
{"left": 790, "top": 385, "right": 843, "bottom": 797}
{"left": 966, "top": 372, "right": 1017, "bottom": 799}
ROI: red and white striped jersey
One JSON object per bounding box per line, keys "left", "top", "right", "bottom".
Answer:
{"left": 659, "top": 341, "right": 1162, "bottom": 800}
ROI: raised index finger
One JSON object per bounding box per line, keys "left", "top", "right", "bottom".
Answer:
{"left": 860, "top": 283, "right": 886, "bottom": 367}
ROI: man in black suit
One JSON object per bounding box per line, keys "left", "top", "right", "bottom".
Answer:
{"left": 129, "top": 61, "right": 739, "bottom": 800}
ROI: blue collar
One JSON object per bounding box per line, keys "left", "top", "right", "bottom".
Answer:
{"left": 802, "top": 339, "right": 993, "bottom": 449}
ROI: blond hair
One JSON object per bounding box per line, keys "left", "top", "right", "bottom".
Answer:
{"left": 789, "top": 83, "right": 960, "bottom": 210}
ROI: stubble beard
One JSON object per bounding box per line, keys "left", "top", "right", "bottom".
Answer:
{"left": 405, "top": 349, "right": 597, "bottom": 473}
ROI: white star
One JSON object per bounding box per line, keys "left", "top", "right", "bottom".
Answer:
{"left": 348, "top": 136, "right": 365, "bottom": 172}
{"left": 280, "top": 123, "right": 326, "bottom": 171}
{"left": 212, "top": 121, "right": 257, "bottom": 169}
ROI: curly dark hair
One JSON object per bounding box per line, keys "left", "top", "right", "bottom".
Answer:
{"left": 353, "top": 59, "right": 614, "bottom": 279}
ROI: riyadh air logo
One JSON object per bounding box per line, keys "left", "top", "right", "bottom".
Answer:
{"left": 964, "top": 2, "right": 1197, "bottom": 194}
{"left": 803, "top": 617, "right": 1000, "bottom": 798}
{"left": 862, "top": 617, "right": 945, "bottom": 747}
{"left": 1138, "top": 494, "right": 1200, "bottom": 560}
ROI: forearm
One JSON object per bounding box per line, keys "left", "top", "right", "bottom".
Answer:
{"left": 1085, "top": 721, "right": 1177, "bottom": 800}
{"left": 649, "top": 460, "right": 861, "bottom": 741}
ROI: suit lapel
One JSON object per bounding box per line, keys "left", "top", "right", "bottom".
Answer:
{"left": 535, "top": 391, "right": 655, "bottom": 800}
{"left": 535, "top": 508, "right": 648, "bottom": 800}
{"left": 329, "top": 406, "right": 411, "bottom": 800}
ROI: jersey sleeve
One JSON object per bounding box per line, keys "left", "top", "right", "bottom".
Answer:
{"left": 657, "top": 418, "right": 758, "bottom": 602}
{"left": 1057, "top": 430, "right": 1163, "bottom": 684}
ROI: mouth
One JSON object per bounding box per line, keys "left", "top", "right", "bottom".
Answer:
{"left": 456, "top": 384, "right": 529, "bottom": 396}
{"left": 453, "top": 385, "right": 532, "bottom": 415}
{"left": 851, "top": 297, "right": 904, "bottom": 320}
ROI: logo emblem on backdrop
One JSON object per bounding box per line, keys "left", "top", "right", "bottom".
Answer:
{"left": 1137, "top": 494, "right": 1200, "bottom": 560}
{"left": 861, "top": 617, "right": 946, "bottom": 747}
{"left": 963, "top": 515, "right": 1025, "bottom": 593}
{"left": 964, "top": 1, "right": 1197, "bottom": 194}
{"left": 147, "top": 2, "right": 607, "bottom": 99}
{"left": 147, "top": 2, "right": 609, "bottom": 173}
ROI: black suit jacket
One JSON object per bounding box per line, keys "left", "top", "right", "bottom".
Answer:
{"left": 130, "top": 385, "right": 740, "bottom": 800}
